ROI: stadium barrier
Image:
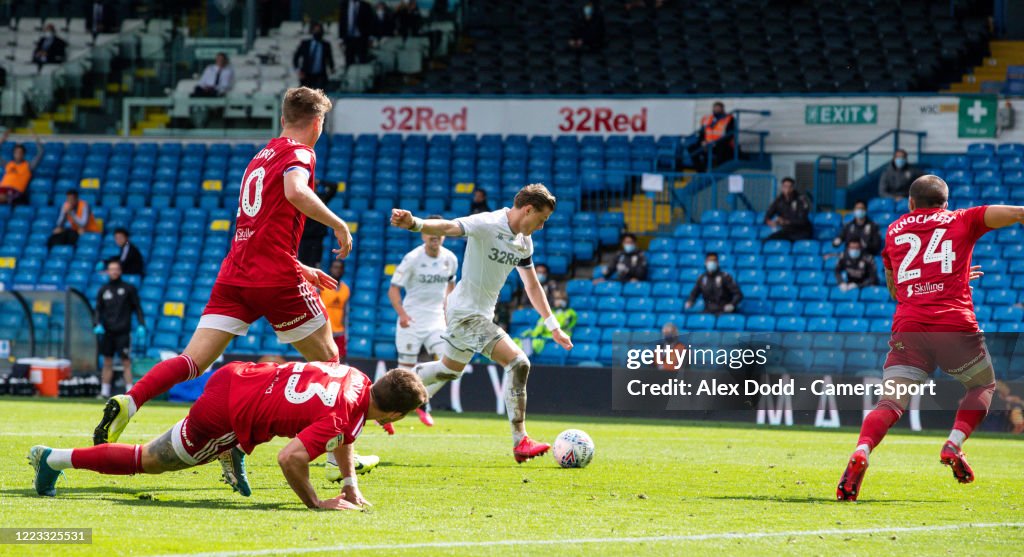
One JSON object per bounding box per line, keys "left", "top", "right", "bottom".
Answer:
{"left": 0, "top": 289, "right": 97, "bottom": 376}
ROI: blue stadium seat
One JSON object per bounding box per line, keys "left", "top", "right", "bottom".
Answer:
{"left": 775, "top": 316, "right": 807, "bottom": 332}
{"left": 807, "top": 317, "right": 838, "bottom": 332}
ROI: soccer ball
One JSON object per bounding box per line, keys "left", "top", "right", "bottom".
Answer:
{"left": 552, "top": 429, "right": 595, "bottom": 468}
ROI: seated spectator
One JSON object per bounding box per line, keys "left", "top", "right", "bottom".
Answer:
{"left": 568, "top": 2, "right": 605, "bottom": 51}
{"left": 764, "top": 177, "right": 813, "bottom": 241}
{"left": 0, "top": 131, "right": 44, "bottom": 205}
{"left": 685, "top": 252, "right": 742, "bottom": 314}
{"left": 293, "top": 23, "right": 334, "bottom": 90}
{"left": 689, "top": 101, "right": 736, "bottom": 170}
{"left": 33, "top": 24, "right": 67, "bottom": 67}
{"left": 370, "top": 2, "right": 396, "bottom": 40}
{"left": 86, "top": 0, "right": 118, "bottom": 36}
{"left": 658, "top": 322, "right": 686, "bottom": 371}
{"left": 832, "top": 199, "right": 882, "bottom": 255}
{"left": 598, "top": 233, "right": 647, "bottom": 282}
{"left": 395, "top": 0, "right": 423, "bottom": 38}
{"left": 878, "top": 149, "right": 922, "bottom": 200}
{"left": 105, "top": 228, "right": 145, "bottom": 276}
{"left": 516, "top": 291, "right": 576, "bottom": 355}
{"left": 519, "top": 263, "right": 558, "bottom": 306}
{"left": 995, "top": 381, "right": 1024, "bottom": 434}
{"left": 192, "top": 52, "right": 235, "bottom": 98}
{"left": 48, "top": 189, "right": 100, "bottom": 249}
{"left": 835, "top": 239, "right": 878, "bottom": 292}
{"left": 470, "top": 188, "right": 491, "bottom": 214}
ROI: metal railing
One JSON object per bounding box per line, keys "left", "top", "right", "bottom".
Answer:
{"left": 690, "top": 109, "right": 772, "bottom": 172}
{"left": 813, "top": 129, "right": 926, "bottom": 211}
{"left": 121, "top": 96, "right": 281, "bottom": 137}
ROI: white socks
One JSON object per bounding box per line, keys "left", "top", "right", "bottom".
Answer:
{"left": 126, "top": 395, "right": 138, "bottom": 418}
{"left": 46, "top": 449, "right": 74, "bottom": 470}
{"left": 948, "top": 429, "right": 967, "bottom": 448}
{"left": 100, "top": 384, "right": 110, "bottom": 398}
{"left": 855, "top": 444, "right": 871, "bottom": 457}
{"left": 326, "top": 451, "right": 337, "bottom": 466}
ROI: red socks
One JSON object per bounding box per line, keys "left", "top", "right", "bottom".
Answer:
{"left": 952, "top": 382, "right": 996, "bottom": 442}
{"left": 857, "top": 399, "right": 905, "bottom": 450}
{"left": 71, "top": 444, "right": 143, "bottom": 475}
{"left": 127, "top": 354, "right": 198, "bottom": 408}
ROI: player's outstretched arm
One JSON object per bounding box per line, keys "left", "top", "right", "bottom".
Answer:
{"left": 277, "top": 439, "right": 359, "bottom": 511}
{"left": 517, "top": 266, "right": 573, "bottom": 351}
{"left": 283, "top": 170, "right": 352, "bottom": 258}
{"left": 390, "top": 209, "right": 464, "bottom": 237}
{"left": 983, "top": 205, "right": 1024, "bottom": 229}
{"left": 884, "top": 268, "right": 898, "bottom": 302}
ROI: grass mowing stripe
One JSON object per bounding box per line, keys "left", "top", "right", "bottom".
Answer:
{"left": 150, "top": 522, "right": 1024, "bottom": 557}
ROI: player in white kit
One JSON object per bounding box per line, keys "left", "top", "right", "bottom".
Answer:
{"left": 389, "top": 214, "right": 459, "bottom": 426}
{"left": 390, "top": 184, "right": 573, "bottom": 463}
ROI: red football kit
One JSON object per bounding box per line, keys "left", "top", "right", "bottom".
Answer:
{"left": 170, "top": 361, "right": 371, "bottom": 465}
{"left": 199, "top": 137, "right": 327, "bottom": 343}
{"left": 881, "top": 206, "right": 993, "bottom": 379}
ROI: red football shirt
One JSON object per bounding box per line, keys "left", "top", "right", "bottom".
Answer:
{"left": 227, "top": 361, "right": 371, "bottom": 459}
{"left": 217, "top": 137, "right": 316, "bottom": 287}
{"left": 882, "top": 206, "right": 992, "bottom": 332}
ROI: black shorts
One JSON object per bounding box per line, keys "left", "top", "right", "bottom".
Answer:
{"left": 99, "top": 331, "right": 131, "bottom": 359}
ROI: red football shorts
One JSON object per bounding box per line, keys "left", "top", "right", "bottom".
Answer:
{"left": 883, "top": 330, "right": 992, "bottom": 384}
{"left": 199, "top": 280, "right": 327, "bottom": 343}
{"left": 170, "top": 365, "right": 238, "bottom": 465}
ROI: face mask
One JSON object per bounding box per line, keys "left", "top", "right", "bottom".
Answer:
{"left": 848, "top": 249, "right": 861, "bottom": 259}
{"left": 853, "top": 208, "right": 866, "bottom": 220}
{"left": 623, "top": 244, "right": 636, "bottom": 254}
{"left": 554, "top": 300, "right": 567, "bottom": 309}
{"left": 313, "top": 31, "right": 323, "bottom": 40}
{"left": 536, "top": 274, "right": 547, "bottom": 283}
{"left": 583, "top": 5, "right": 593, "bottom": 17}
{"left": 705, "top": 261, "right": 718, "bottom": 273}
{"left": 377, "top": 8, "right": 385, "bottom": 16}
{"left": 664, "top": 334, "right": 678, "bottom": 345}
{"left": 45, "top": 31, "right": 54, "bottom": 39}
{"left": 894, "top": 158, "right": 906, "bottom": 169}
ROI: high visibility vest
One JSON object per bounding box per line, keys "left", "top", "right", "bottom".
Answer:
{"left": 1, "top": 160, "right": 31, "bottom": 192}
{"left": 701, "top": 113, "right": 734, "bottom": 144}
{"left": 65, "top": 200, "right": 101, "bottom": 233}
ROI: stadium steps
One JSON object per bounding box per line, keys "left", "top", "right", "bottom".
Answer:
{"left": 946, "top": 40, "right": 1024, "bottom": 93}
{"left": 616, "top": 193, "right": 673, "bottom": 234}
{"left": 131, "top": 108, "right": 171, "bottom": 136}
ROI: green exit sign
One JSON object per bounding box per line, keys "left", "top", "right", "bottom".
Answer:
{"left": 805, "top": 104, "right": 878, "bottom": 125}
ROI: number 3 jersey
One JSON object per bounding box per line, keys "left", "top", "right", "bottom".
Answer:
{"left": 218, "top": 137, "right": 317, "bottom": 288}
{"left": 448, "top": 208, "right": 534, "bottom": 322}
{"left": 882, "top": 206, "right": 992, "bottom": 332}
{"left": 227, "top": 361, "right": 371, "bottom": 459}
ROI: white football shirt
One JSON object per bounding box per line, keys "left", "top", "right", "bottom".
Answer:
{"left": 390, "top": 244, "right": 458, "bottom": 327}
{"left": 447, "top": 208, "right": 534, "bottom": 321}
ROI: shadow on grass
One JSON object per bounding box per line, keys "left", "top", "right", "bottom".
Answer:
{"left": 694, "top": 494, "right": 942, "bottom": 504}
{"left": 2, "top": 487, "right": 307, "bottom": 511}
{"left": 0, "top": 485, "right": 231, "bottom": 497}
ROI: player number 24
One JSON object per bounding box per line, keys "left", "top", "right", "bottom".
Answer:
{"left": 893, "top": 228, "right": 955, "bottom": 283}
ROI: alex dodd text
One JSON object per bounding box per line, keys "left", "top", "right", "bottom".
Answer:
{"left": 626, "top": 378, "right": 937, "bottom": 398}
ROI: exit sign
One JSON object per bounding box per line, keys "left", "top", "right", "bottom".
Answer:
{"left": 805, "top": 104, "right": 878, "bottom": 125}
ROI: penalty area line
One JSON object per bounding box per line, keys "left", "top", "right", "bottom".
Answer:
{"left": 150, "top": 521, "right": 1024, "bottom": 557}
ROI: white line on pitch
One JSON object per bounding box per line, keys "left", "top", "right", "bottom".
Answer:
{"left": 150, "top": 522, "right": 1024, "bottom": 557}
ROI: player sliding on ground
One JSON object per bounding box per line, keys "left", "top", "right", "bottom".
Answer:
{"left": 91, "top": 88, "right": 380, "bottom": 475}
{"left": 837, "top": 175, "right": 1024, "bottom": 501}
{"left": 323, "top": 217, "right": 457, "bottom": 482}
{"left": 31, "top": 362, "right": 427, "bottom": 510}
{"left": 390, "top": 183, "right": 573, "bottom": 463}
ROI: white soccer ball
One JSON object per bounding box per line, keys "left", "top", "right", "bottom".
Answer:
{"left": 552, "top": 429, "right": 595, "bottom": 468}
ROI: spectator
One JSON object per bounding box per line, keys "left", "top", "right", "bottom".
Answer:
{"left": 320, "top": 259, "right": 351, "bottom": 360}
{"left": 516, "top": 291, "right": 577, "bottom": 356}
{"left": 105, "top": 228, "right": 145, "bottom": 276}
{"left": 568, "top": 2, "right": 605, "bottom": 51}
{"left": 658, "top": 322, "right": 686, "bottom": 371}
{"left": 685, "top": 252, "right": 743, "bottom": 314}
{"left": 192, "top": 52, "right": 234, "bottom": 97}
{"left": 832, "top": 199, "right": 882, "bottom": 256}
{"left": 764, "top": 177, "right": 813, "bottom": 241}
{"left": 0, "top": 132, "right": 44, "bottom": 205}
{"left": 995, "top": 381, "right": 1024, "bottom": 435}
{"left": 690, "top": 101, "right": 736, "bottom": 170}
{"left": 297, "top": 178, "right": 341, "bottom": 266}
{"left": 519, "top": 263, "right": 559, "bottom": 306}
{"left": 834, "top": 239, "right": 878, "bottom": 292}
{"left": 598, "top": 233, "right": 648, "bottom": 282}
{"left": 370, "top": 2, "right": 396, "bottom": 39}
{"left": 394, "top": 0, "right": 423, "bottom": 38}
{"left": 86, "top": 0, "right": 118, "bottom": 36}
{"left": 33, "top": 24, "right": 67, "bottom": 67}
{"left": 48, "top": 189, "right": 100, "bottom": 249}
{"left": 293, "top": 23, "right": 335, "bottom": 90}
{"left": 470, "top": 188, "right": 491, "bottom": 214}
{"left": 94, "top": 260, "right": 146, "bottom": 398}
{"left": 878, "top": 149, "right": 922, "bottom": 201}
{"left": 340, "top": 0, "right": 374, "bottom": 66}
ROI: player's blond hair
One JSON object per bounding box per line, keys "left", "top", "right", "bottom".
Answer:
{"left": 281, "top": 87, "right": 333, "bottom": 126}
{"left": 514, "top": 183, "right": 556, "bottom": 212}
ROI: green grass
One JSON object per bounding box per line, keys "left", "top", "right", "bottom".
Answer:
{"left": 1, "top": 397, "right": 1022, "bottom": 556}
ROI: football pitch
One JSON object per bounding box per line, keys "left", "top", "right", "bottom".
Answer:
{"left": 1, "top": 398, "right": 1022, "bottom": 556}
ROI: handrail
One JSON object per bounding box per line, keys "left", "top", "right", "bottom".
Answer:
{"left": 813, "top": 128, "right": 926, "bottom": 211}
